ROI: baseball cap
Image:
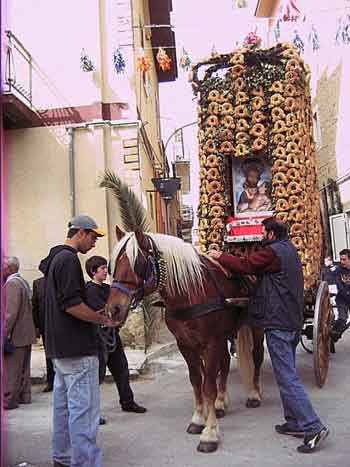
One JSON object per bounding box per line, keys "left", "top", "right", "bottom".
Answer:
{"left": 68, "top": 215, "right": 106, "bottom": 237}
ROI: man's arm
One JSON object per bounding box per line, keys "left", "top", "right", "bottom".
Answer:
{"left": 32, "top": 280, "right": 41, "bottom": 335}
{"left": 209, "top": 247, "right": 281, "bottom": 275}
{"left": 66, "top": 302, "right": 118, "bottom": 326}
{"left": 5, "top": 281, "right": 21, "bottom": 336}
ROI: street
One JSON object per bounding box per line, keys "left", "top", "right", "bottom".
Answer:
{"left": 6, "top": 334, "right": 350, "bottom": 467}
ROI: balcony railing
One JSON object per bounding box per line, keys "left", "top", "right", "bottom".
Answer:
{"left": 4, "top": 30, "right": 33, "bottom": 107}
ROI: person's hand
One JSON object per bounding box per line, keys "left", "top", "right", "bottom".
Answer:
{"left": 208, "top": 250, "right": 222, "bottom": 260}
{"left": 103, "top": 317, "right": 121, "bottom": 328}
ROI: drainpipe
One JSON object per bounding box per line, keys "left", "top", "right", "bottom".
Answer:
{"left": 67, "top": 127, "right": 76, "bottom": 218}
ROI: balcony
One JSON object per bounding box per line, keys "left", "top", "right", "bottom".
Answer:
{"left": 3, "top": 31, "right": 43, "bottom": 129}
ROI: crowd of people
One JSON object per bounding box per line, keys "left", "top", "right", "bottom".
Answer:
{"left": 3, "top": 214, "right": 350, "bottom": 463}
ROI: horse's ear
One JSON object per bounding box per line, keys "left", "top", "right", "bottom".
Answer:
{"left": 135, "top": 228, "right": 148, "bottom": 250}
{"left": 115, "top": 225, "right": 126, "bottom": 241}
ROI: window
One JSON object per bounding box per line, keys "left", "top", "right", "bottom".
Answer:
{"left": 313, "top": 107, "right": 322, "bottom": 149}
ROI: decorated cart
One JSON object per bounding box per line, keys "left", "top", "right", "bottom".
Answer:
{"left": 191, "top": 42, "right": 333, "bottom": 387}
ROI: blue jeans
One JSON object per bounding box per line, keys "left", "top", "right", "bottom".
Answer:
{"left": 265, "top": 330, "right": 324, "bottom": 435}
{"left": 52, "top": 356, "right": 102, "bottom": 467}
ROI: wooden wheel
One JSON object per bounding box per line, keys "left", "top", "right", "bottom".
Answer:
{"left": 313, "top": 281, "right": 333, "bottom": 387}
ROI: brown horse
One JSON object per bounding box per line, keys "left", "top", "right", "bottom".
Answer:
{"left": 107, "top": 227, "right": 264, "bottom": 453}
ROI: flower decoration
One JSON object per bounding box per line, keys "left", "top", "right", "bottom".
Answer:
{"left": 113, "top": 48, "right": 126, "bottom": 74}
{"left": 136, "top": 52, "right": 152, "bottom": 73}
{"left": 274, "top": 19, "right": 281, "bottom": 43}
{"left": 309, "top": 26, "right": 320, "bottom": 52}
{"left": 156, "top": 47, "right": 172, "bottom": 71}
{"left": 293, "top": 30, "right": 304, "bottom": 54}
{"left": 80, "top": 49, "right": 94, "bottom": 72}
{"left": 281, "top": 0, "right": 301, "bottom": 22}
{"left": 243, "top": 31, "right": 262, "bottom": 50}
{"left": 179, "top": 48, "right": 192, "bottom": 71}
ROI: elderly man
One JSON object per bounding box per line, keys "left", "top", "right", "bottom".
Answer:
{"left": 3, "top": 256, "right": 36, "bottom": 410}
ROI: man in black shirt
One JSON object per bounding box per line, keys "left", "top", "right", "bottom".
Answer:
{"left": 39, "top": 215, "right": 117, "bottom": 467}
{"left": 85, "top": 256, "right": 146, "bottom": 416}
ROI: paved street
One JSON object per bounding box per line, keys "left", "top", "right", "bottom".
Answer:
{"left": 6, "top": 334, "right": 350, "bottom": 467}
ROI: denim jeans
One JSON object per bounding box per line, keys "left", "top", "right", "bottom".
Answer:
{"left": 52, "top": 356, "right": 102, "bottom": 467}
{"left": 265, "top": 330, "right": 324, "bottom": 435}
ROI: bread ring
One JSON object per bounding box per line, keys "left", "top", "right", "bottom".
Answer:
{"left": 287, "top": 154, "right": 300, "bottom": 168}
{"left": 270, "top": 93, "right": 284, "bottom": 107}
{"left": 208, "top": 102, "right": 220, "bottom": 115}
{"left": 236, "top": 118, "right": 250, "bottom": 132}
{"left": 274, "top": 185, "right": 288, "bottom": 198}
{"left": 220, "top": 141, "right": 234, "bottom": 154}
{"left": 217, "top": 94, "right": 227, "bottom": 104}
{"left": 236, "top": 91, "right": 249, "bottom": 104}
{"left": 287, "top": 181, "right": 302, "bottom": 195}
{"left": 252, "top": 138, "right": 267, "bottom": 152}
{"left": 275, "top": 198, "right": 289, "bottom": 212}
{"left": 207, "top": 167, "right": 220, "bottom": 181}
{"left": 286, "top": 141, "right": 299, "bottom": 153}
{"left": 211, "top": 218, "right": 225, "bottom": 229}
{"left": 234, "top": 77, "right": 246, "bottom": 90}
{"left": 273, "top": 172, "right": 288, "bottom": 185}
{"left": 199, "top": 231, "right": 207, "bottom": 242}
{"left": 286, "top": 59, "right": 300, "bottom": 72}
{"left": 290, "top": 223, "right": 304, "bottom": 236}
{"left": 209, "top": 193, "right": 225, "bottom": 206}
{"left": 204, "top": 139, "right": 216, "bottom": 154}
{"left": 231, "top": 64, "right": 245, "bottom": 77}
{"left": 206, "top": 115, "right": 219, "bottom": 127}
{"left": 208, "top": 180, "right": 222, "bottom": 193}
{"left": 223, "top": 115, "right": 235, "bottom": 129}
{"left": 222, "top": 103, "right": 234, "bottom": 115}
{"left": 200, "top": 193, "right": 209, "bottom": 204}
{"left": 199, "top": 167, "right": 207, "bottom": 179}
{"left": 208, "top": 90, "right": 220, "bottom": 102}
{"left": 235, "top": 143, "right": 249, "bottom": 157}
{"left": 286, "top": 113, "right": 297, "bottom": 127}
{"left": 273, "top": 146, "right": 287, "bottom": 159}
{"left": 272, "top": 120, "right": 287, "bottom": 133}
{"left": 287, "top": 168, "right": 299, "bottom": 181}
{"left": 209, "top": 206, "right": 224, "bottom": 218}
{"left": 276, "top": 212, "right": 288, "bottom": 223}
{"left": 270, "top": 81, "right": 284, "bottom": 93}
{"left": 231, "top": 53, "right": 245, "bottom": 65}
{"left": 250, "top": 123, "right": 265, "bottom": 138}
{"left": 208, "top": 243, "right": 221, "bottom": 251}
{"left": 251, "top": 97, "right": 265, "bottom": 111}
{"left": 272, "top": 159, "right": 288, "bottom": 173}
{"left": 236, "top": 132, "right": 249, "bottom": 144}
{"left": 289, "top": 195, "right": 301, "bottom": 209}
{"left": 286, "top": 128, "right": 298, "bottom": 141}
{"left": 252, "top": 111, "right": 267, "bottom": 123}
{"left": 206, "top": 154, "right": 219, "bottom": 168}
{"left": 235, "top": 105, "right": 249, "bottom": 118}
{"left": 272, "top": 107, "right": 286, "bottom": 122}
{"left": 219, "top": 129, "right": 234, "bottom": 141}
{"left": 199, "top": 218, "right": 209, "bottom": 230}
{"left": 282, "top": 47, "right": 299, "bottom": 59}
{"left": 284, "top": 97, "right": 297, "bottom": 112}
{"left": 251, "top": 86, "right": 265, "bottom": 97}
{"left": 285, "top": 70, "right": 299, "bottom": 84}
{"left": 273, "top": 134, "right": 286, "bottom": 146}
{"left": 292, "top": 236, "right": 304, "bottom": 250}
{"left": 284, "top": 84, "right": 298, "bottom": 97}
{"left": 288, "top": 209, "right": 304, "bottom": 222}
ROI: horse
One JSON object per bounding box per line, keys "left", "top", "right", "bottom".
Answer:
{"left": 106, "top": 226, "right": 264, "bottom": 453}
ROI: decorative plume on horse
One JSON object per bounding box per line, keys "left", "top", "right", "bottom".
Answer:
{"left": 100, "top": 170, "right": 264, "bottom": 453}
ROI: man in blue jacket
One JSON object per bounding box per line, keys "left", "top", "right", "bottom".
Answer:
{"left": 333, "top": 249, "right": 350, "bottom": 341}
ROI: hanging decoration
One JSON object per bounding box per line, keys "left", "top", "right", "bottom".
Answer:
{"left": 113, "top": 48, "right": 126, "bottom": 74}
{"left": 179, "top": 48, "right": 192, "bottom": 71}
{"left": 243, "top": 30, "right": 262, "bottom": 50}
{"left": 309, "top": 25, "right": 320, "bottom": 52}
{"left": 80, "top": 49, "right": 94, "bottom": 72}
{"left": 293, "top": 30, "right": 304, "bottom": 54}
{"left": 156, "top": 47, "right": 172, "bottom": 71}
{"left": 281, "top": 0, "right": 301, "bottom": 22}
{"left": 335, "top": 17, "right": 343, "bottom": 45}
{"left": 234, "top": 0, "right": 248, "bottom": 8}
{"left": 342, "top": 15, "right": 350, "bottom": 45}
{"left": 274, "top": 19, "right": 281, "bottom": 43}
{"left": 211, "top": 44, "right": 219, "bottom": 57}
{"left": 136, "top": 51, "right": 152, "bottom": 73}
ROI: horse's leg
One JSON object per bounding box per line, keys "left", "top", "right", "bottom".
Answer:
{"left": 236, "top": 323, "right": 261, "bottom": 408}
{"left": 215, "top": 342, "right": 230, "bottom": 418}
{"left": 197, "top": 340, "right": 222, "bottom": 453}
{"left": 177, "top": 343, "right": 205, "bottom": 435}
{"left": 252, "top": 327, "right": 265, "bottom": 400}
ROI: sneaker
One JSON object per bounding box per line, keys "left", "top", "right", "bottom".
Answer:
{"left": 275, "top": 423, "right": 305, "bottom": 438}
{"left": 297, "top": 427, "right": 329, "bottom": 453}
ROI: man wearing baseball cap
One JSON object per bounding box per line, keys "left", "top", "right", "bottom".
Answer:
{"left": 39, "top": 214, "right": 116, "bottom": 467}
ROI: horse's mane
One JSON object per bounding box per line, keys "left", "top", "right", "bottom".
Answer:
{"left": 111, "top": 232, "right": 205, "bottom": 296}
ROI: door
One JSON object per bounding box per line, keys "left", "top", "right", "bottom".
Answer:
{"left": 329, "top": 213, "right": 350, "bottom": 261}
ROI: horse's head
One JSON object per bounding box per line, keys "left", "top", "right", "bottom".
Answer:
{"left": 106, "top": 226, "right": 160, "bottom": 325}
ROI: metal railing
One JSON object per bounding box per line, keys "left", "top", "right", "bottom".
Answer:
{"left": 4, "top": 30, "right": 33, "bottom": 106}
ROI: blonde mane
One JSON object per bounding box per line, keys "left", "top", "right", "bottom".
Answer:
{"left": 111, "top": 232, "right": 204, "bottom": 296}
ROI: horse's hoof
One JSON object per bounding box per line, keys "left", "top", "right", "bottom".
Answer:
{"left": 215, "top": 409, "right": 225, "bottom": 418}
{"left": 187, "top": 423, "right": 205, "bottom": 435}
{"left": 246, "top": 398, "right": 261, "bottom": 408}
{"left": 197, "top": 441, "right": 218, "bottom": 453}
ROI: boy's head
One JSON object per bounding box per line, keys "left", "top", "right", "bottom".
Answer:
{"left": 85, "top": 255, "right": 108, "bottom": 282}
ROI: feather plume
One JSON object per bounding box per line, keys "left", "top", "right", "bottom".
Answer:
{"left": 99, "top": 170, "right": 150, "bottom": 232}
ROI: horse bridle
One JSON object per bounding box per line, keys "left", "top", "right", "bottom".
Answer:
{"left": 110, "top": 235, "right": 166, "bottom": 310}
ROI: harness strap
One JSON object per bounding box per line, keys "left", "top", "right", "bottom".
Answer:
{"left": 166, "top": 297, "right": 226, "bottom": 321}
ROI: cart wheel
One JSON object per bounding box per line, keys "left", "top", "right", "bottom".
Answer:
{"left": 300, "top": 334, "right": 313, "bottom": 354}
{"left": 313, "top": 281, "right": 333, "bottom": 387}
